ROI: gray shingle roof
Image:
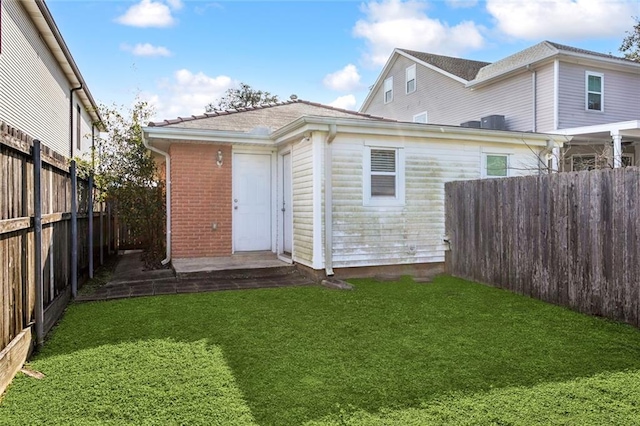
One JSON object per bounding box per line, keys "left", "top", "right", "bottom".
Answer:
{"left": 397, "top": 48, "right": 491, "bottom": 81}
{"left": 148, "top": 99, "right": 390, "bottom": 133}
{"left": 546, "top": 41, "right": 636, "bottom": 63}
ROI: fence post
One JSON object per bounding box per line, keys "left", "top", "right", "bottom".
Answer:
{"left": 107, "top": 201, "right": 112, "bottom": 254}
{"left": 70, "top": 161, "right": 78, "bottom": 298}
{"left": 33, "top": 140, "right": 44, "bottom": 347}
{"left": 100, "top": 200, "right": 104, "bottom": 265}
{"left": 88, "top": 174, "right": 94, "bottom": 279}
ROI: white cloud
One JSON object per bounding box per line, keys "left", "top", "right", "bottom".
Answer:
{"left": 165, "top": 0, "right": 183, "bottom": 10}
{"left": 446, "top": 0, "right": 478, "bottom": 8}
{"left": 329, "top": 95, "right": 357, "bottom": 110}
{"left": 353, "top": 0, "right": 485, "bottom": 66}
{"left": 143, "top": 69, "right": 235, "bottom": 120}
{"left": 486, "top": 0, "right": 636, "bottom": 40}
{"left": 116, "top": 0, "right": 178, "bottom": 28}
{"left": 323, "top": 64, "right": 362, "bottom": 92}
{"left": 121, "top": 43, "right": 172, "bottom": 57}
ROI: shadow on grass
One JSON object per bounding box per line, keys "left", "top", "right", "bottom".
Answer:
{"left": 4, "top": 275, "right": 640, "bottom": 425}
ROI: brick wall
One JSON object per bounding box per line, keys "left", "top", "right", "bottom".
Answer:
{"left": 170, "top": 143, "right": 232, "bottom": 257}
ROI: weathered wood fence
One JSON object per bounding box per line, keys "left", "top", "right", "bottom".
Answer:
{"left": 0, "top": 122, "right": 117, "bottom": 394}
{"left": 445, "top": 167, "right": 639, "bottom": 328}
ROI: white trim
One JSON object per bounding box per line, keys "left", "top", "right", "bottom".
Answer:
{"left": 363, "top": 145, "right": 405, "bottom": 207}
{"left": 143, "top": 126, "right": 272, "bottom": 144}
{"left": 553, "top": 59, "right": 559, "bottom": 130}
{"left": 552, "top": 120, "right": 640, "bottom": 136}
{"left": 311, "top": 133, "right": 324, "bottom": 269}
{"left": 277, "top": 148, "right": 294, "bottom": 257}
{"left": 585, "top": 71, "right": 604, "bottom": 112}
{"left": 482, "top": 152, "right": 511, "bottom": 178}
{"left": 406, "top": 64, "right": 416, "bottom": 94}
{"left": 383, "top": 76, "right": 394, "bottom": 104}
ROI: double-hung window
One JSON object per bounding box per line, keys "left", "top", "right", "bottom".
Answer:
{"left": 406, "top": 64, "right": 416, "bottom": 94}
{"left": 383, "top": 77, "right": 393, "bottom": 104}
{"left": 364, "top": 144, "right": 405, "bottom": 206}
{"left": 586, "top": 71, "right": 603, "bottom": 111}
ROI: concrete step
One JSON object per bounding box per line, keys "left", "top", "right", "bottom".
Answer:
{"left": 176, "top": 264, "right": 300, "bottom": 281}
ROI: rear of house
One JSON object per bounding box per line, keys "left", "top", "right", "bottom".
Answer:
{"left": 143, "top": 100, "right": 568, "bottom": 277}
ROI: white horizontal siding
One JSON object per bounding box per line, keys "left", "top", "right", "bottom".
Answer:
{"left": 329, "top": 135, "right": 541, "bottom": 268}
{"left": 362, "top": 54, "right": 535, "bottom": 132}
{"left": 292, "top": 137, "right": 314, "bottom": 267}
{"left": 557, "top": 61, "right": 640, "bottom": 129}
{"left": 0, "top": 0, "right": 83, "bottom": 158}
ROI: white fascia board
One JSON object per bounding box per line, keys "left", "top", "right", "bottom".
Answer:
{"left": 557, "top": 52, "right": 640, "bottom": 74}
{"left": 553, "top": 120, "right": 640, "bottom": 136}
{"left": 359, "top": 49, "right": 401, "bottom": 112}
{"left": 143, "top": 126, "right": 273, "bottom": 145}
{"left": 273, "top": 116, "right": 570, "bottom": 147}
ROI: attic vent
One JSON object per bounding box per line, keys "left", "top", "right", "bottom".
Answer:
{"left": 480, "top": 115, "right": 506, "bottom": 131}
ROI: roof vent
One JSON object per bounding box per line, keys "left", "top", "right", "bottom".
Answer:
{"left": 481, "top": 115, "right": 506, "bottom": 131}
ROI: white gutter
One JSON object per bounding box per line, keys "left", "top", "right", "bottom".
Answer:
{"left": 324, "top": 124, "right": 337, "bottom": 276}
{"left": 142, "top": 135, "right": 171, "bottom": 265}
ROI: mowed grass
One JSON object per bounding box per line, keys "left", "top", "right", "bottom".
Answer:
{"left": 2, "top": 275, "right": 640, "bottom": 425}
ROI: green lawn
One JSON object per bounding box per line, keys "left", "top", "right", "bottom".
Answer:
{"left": 2, "top": 275, "right": 640, "bottom": 425}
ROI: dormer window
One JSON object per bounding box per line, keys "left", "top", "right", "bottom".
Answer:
{"left": 406, "top": 64, "right": 416, "bottom": 94}
{"left": 586, "top": 71, "right": 603, "bottom": 111}
{"left": 384, "top": 77, "right": 393, "bottom": 104}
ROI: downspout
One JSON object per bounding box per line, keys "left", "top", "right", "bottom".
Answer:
{"left": 324, "top": 123, "right": 337, "bottom": 276}
{"left": 143, "top": 136, "right": 172, "bottom": 265}
{"left": 539, "top": 139, "right": 558, "bottom": 174}
{"left": 69, "top": 84, "right": 83, "bottom": 157}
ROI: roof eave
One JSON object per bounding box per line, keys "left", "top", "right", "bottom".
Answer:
{"left": 25, "top": 0, "right": 104, "bottom": 128}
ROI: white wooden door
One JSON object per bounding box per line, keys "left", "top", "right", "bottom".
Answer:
{"left": 233, "top": 153, "right": 272, "bottom": 251}
{"left": 282, "top": 153, "right": 293, "bottom": 254}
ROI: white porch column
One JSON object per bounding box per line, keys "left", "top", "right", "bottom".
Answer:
{"left": 612, "top": 131, "right": 622, "bottom": 168}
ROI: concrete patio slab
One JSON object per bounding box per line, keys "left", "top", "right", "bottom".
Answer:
{"left": 172, "top": 252, "right": 290, "bottom": 274}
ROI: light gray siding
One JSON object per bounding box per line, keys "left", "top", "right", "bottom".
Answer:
{"left": 362, "top": 54, "right": 535, "bottom": 132}
{"left": 557, "top": 61, "right": 640, "bottom": 129}
{"left": 535, "top": 63, "right": 555, "bottom": 132}
{"left": 291, "top": 137, "right": 314, "bottom": 267}
{"left": 328, "top": 135, "right": 540, "bottom": 268}
{"left": 0, "top": 0, "right": 93, "bottom": 157}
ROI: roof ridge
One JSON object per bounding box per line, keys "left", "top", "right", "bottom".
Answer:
{"left": 148, "top": 99, "right": 388, "bottom": 127}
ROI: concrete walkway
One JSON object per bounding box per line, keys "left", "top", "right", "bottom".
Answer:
{"left": 76, "top": 251, "right": 316, "bottom": 302}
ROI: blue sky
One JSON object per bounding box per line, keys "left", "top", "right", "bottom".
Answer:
{"left": 47, "top": 0, "right": 639, "bottom": 121}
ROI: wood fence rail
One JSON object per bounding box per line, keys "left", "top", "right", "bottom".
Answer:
{"left": 0, "top": 122, "right": 117, "bottom": 395}
{"left": 445, "top": 168, "right": 639, "bottom": 328}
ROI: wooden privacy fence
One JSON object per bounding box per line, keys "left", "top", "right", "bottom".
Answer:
{"left": 0, "top": 122, "right": 117, "bottom": 394}
{"left": 445, "top": 167, "right": 640, "bottom": 328}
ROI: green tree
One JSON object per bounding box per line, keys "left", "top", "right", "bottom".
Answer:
{"left": 94, "top": 100, "right": 166, "bottom": 268}
{"left": 205, "top": 82, "right": 279, "bottom": 112}
{"left": 620, "top": 17, "right": 640, "bottom": 62}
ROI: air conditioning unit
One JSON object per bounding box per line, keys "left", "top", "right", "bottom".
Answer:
{"left": 460, "top": 120, "right": 481, "bottom": 128}
{"left": 481, "top": 115, "right": 506, "bottom": 130}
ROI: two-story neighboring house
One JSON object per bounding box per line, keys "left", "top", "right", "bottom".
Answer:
{"left": 0, "top": 0, "right": 102, "bottom": 159}
{"left": 360, "top": 41, "right": 640, "bottom": 172}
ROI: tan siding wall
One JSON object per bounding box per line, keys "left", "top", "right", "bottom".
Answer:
{"left": 0, "top": 0, "right": 73, "bottom": 156}
{"left": 362, "top": 54, "right": 535, "bottom": 131}
{"left": 292, "top": 137, "right": 314, "bottom": 267}
{"left": 329, "top": 135, "right": 540, "bottom": 268}
{"left": 535, "top": 63, "right": 555, "bottom": 131}
{"left": 557, "top": 61, "right": 640, "bottom": 129}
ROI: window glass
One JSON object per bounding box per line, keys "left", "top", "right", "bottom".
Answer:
{"left": 586, "top": 73, "right": 603, "bottom": 111}
{"left": 370, "top": 149, "right": 396, "bottom": 197}
{"left": 413, "top": 112, "right": 427, "bottom": 123}
{"left": 486, "top": 155, "right": 508, "bottom": 177}
{"left": 406, "top": 65, "right": 416, "bottom": 94}
{"left": 384, "top": 77, "right": 393, "bottom": 103}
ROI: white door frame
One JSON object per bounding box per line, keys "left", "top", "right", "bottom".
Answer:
{"left": 278, "top": 149, "right": 293, "bottom": 262}
{"left": 231, "top": 148, "right": 277, "bottom": 253}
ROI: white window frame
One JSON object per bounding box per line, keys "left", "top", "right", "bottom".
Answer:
{"left": 413, "top": 111, "right": 428, "bottom": 123}
{"left": 482, "top": 153, "right": 510, "bottom": 178}
{"left": 585, "top": 71, "right": 604, "bottom": 112}
{"left": 406, "top": 64, "right": 416, "bottom": 94}
{"left": 363, "top": 143, "right": 405, "bottom": 207}
{"left": 383, "top": 77, "right": 393, "bottom": 104}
